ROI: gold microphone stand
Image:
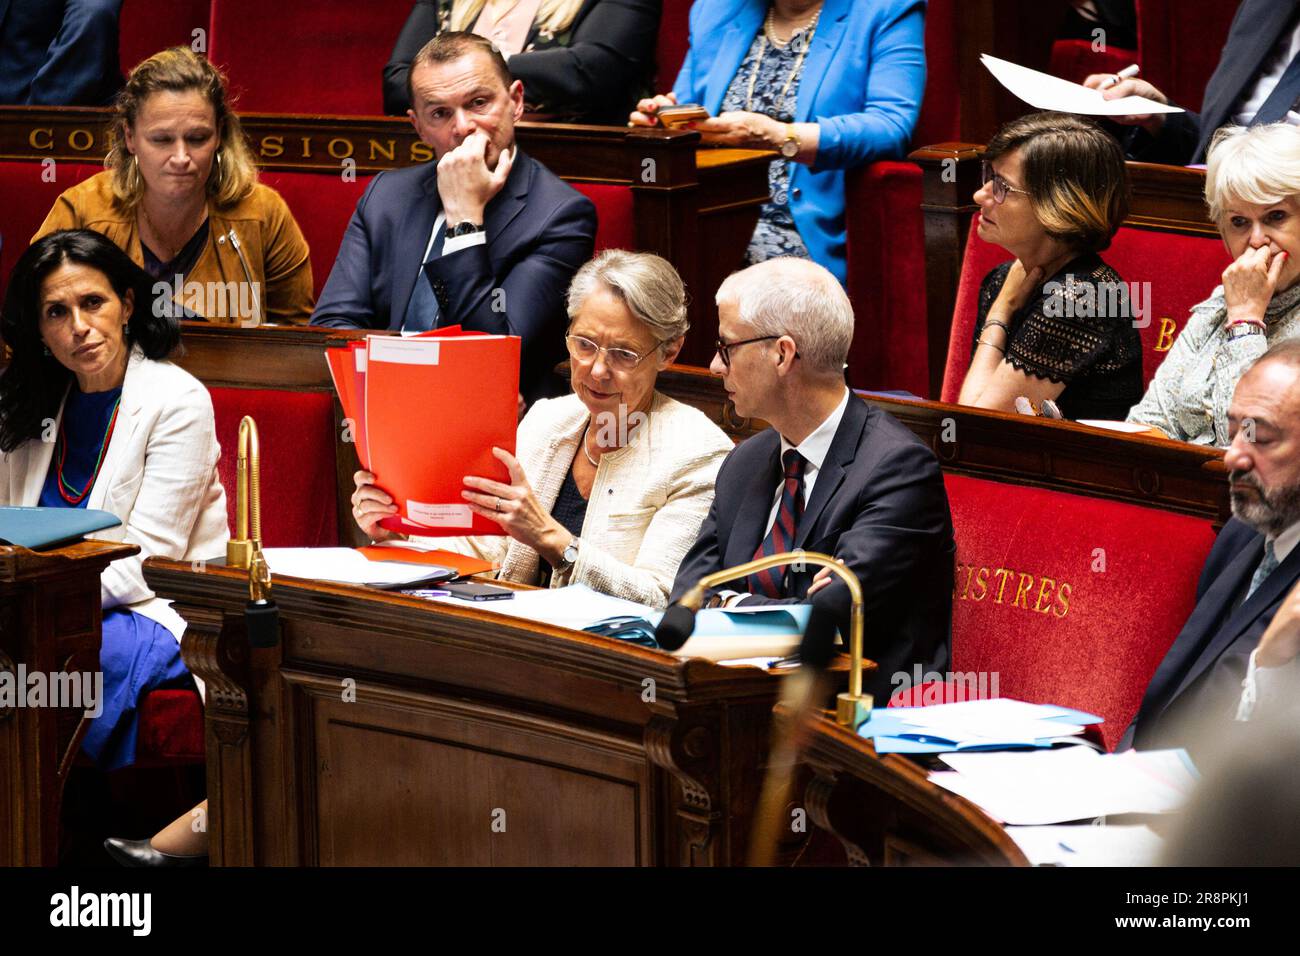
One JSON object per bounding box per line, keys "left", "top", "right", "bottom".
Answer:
{"left": 673, "top": 551, "right": 872, "bottom": 865}
{"left": 225, "top": 416, "right": 277, "bottom": 646}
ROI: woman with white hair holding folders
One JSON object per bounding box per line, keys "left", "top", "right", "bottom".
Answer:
{"left": 1128, "top": 123, "right": 1300, "bottom": 446}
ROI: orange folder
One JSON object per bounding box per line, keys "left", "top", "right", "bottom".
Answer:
{"left": 362, "top": 330, "right": 520, "bottom": 538}
{"left": 357, "top": 546, "right": 498, "bottom": 577}
{"left": 324, "top": 342, "right": 371, "bottom": 470}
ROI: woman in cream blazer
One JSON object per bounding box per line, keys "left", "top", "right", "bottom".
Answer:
{"left": 0, "top": 230, "right": 227, "bottom": 772}
{"left": 353, "top": 250, "right": 733, "bottom": 608}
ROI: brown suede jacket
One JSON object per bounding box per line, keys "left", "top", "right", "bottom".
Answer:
{"left": 34, "top": 171, "right": 314, "bottom": 326}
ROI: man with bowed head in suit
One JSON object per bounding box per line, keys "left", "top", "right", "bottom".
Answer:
{"left": 670, "top": 258, "right": 955, "bottom": 699}
{"left": 311, "top": 31, "right": 596, "bottom": 404}
{"left": 1125, "top": 340, "right": 1300, "bottom": 752}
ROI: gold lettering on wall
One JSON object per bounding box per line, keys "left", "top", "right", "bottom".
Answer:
{"left": 300, "top": 136, "right": 312, "bottom": 158}
{"left": 68, "top": 128, "right": 94, "bottom": 151}
{"left": 1154, "top": 317, "right": 1178, "bottom": 352}
{"left": 954, "top": 563, "right": 1073, "bottom": 619}
{"left": 369, "top": 139, "right": 396, "bottom": 161}
{"left": 29, "top": 128, "right": 54, "bottom": 150}
{"left": 260, "top": 135, "right": 284, "bottom": 158}
{"left": 327, "top": 137, "right": 354, "bottom": 159}
{"left": 410, "top": 141, "right": 433, "bottom": 163}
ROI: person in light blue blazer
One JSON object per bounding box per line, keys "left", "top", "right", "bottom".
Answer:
{"left": 629, "top": 0, "right": 926, "bottom": 285}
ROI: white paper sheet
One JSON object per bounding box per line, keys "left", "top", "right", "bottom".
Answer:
{"left": 931, "top": 747, "right": 1198, "bottom": 825}
{"left": 262, "top": 548, "right": 452, "bottom": 587}
{"left": 1005, "top": 824, "right": 1164, "bottom": 867}
{"left": 980, "top": 54, "right": 1184, "bottom": 115}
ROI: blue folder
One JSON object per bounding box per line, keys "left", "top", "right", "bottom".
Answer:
{"left": 0, "top": 506, "right": 122, "bottom": 549}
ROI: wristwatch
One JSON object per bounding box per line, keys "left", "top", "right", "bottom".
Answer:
{"left": 1227, "top": 322, "right": 1265, "bottom": 340}
{"left": 447, "top": 220, "right": 485, "bottom": 238}
{"left": 779, "top": 124, "right": 800, "bottom": 159}
{"left": 557, "top": 537, "right": 580, "bottom": 570}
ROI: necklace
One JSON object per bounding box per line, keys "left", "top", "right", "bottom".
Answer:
{"left": 582, "top": 426, "right": 600, "bottom": 468}
{"left": 746, "top": 6, "right": 822, "bottom": 114}
{"left": 55, "top": 394, "right": 122, "bottom": 506}
{"left": 139, "top": 201, "right": 204, "bottom": 264}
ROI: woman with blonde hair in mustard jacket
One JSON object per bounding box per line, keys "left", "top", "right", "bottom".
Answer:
{"left": 34, "top": 47, "right": 313, "bottom": 326}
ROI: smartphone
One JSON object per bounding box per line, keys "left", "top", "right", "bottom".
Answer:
{"left": 442, "top": 581, "right": 515, "bottom": 602}
{"left": 656, "top": 103, "right": 710, "bottom": 129}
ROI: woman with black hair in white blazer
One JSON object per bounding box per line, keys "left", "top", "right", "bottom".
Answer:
{"left": 0, "top": 229, "right": 226, "bottom": 861}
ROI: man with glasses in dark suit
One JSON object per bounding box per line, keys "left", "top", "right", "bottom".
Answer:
{"left": 670, "top": 257, "right": 955, "bottom": 699}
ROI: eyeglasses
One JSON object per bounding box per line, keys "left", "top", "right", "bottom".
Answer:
{"left": 565, "top": 333, "right": 658, "bottom": 373}
{"left": 715, "top": 334, "right": 798, "bottom": 369}
{"left": 981, "top": 161, "right": 1031, "bottom": 204}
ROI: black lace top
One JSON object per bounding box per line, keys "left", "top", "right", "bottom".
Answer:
{"left": 971, "top": 253, "right": 1143, "bottom": 421}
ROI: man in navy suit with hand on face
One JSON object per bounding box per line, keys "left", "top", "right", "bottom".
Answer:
{"left": 311, "top": 31, "right": 596, "bottom": 403}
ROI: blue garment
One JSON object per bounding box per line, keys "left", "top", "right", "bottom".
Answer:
{"left": 38, "top": 384, "right": 193, "bottom": 769}
{"left": 0, "top": 0, "right": 124, "bottom": 106}
{"left": 673, "top": 0, "right": 926, "bottom": 284}
{"left": 38, "top": 384, "right": 121, "bottom": 508}
{"left": 80, "top": 608, "right": 190, "bottom": 771}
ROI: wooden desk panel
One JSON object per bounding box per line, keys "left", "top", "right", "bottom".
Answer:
{"left": 0, "top": 541, "right": 138, "bottom": 866}
{"left": 145, "top": 559, "right": 803, "bottom": 866}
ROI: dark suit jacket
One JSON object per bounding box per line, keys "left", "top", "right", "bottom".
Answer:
{"left": 310, "top": 149, "right": 596, "bottom": 401}
{"left": 382, "top": 0, "right": 660, "bottom": 123}
{"left": 1130, "top": 0, "right": 1300, "bottom": 165}
{"left": 670, "top": 396, "right": 955, "bottom": 699}
{"left": 1123, "top": 517, "right": 1300, "bottom": 751}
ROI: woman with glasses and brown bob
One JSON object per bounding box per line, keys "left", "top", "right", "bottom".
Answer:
{"left": 351, "top": 250, "right": 733, "bottom": 607}
{"left": 957, "top": 112, "right": 1142, "bottom": 420}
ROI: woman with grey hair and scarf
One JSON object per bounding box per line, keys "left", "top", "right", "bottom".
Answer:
{"left": 1128, "top": 123, "right": 1300, "bottom": 445}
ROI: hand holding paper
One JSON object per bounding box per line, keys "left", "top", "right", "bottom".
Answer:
{"left": 981, "top": 54, "right": 1184, "bottom": 118}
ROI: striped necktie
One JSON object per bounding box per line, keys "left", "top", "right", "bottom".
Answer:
{"left": 748, "top": 449, "right": 806, "bottom": 598}
{"left": 1246, "top": 539, "right": 1279, "bottom": 601}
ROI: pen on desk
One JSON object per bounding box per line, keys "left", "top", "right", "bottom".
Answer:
{"left": 1099, "top": 64, "right": 1140, "bottom": 89}
{"left": 1058, "top": 841, "right": 1077, "bottom": 854}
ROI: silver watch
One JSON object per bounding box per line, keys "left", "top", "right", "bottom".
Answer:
{"left": 1227, "top": 322, "right": 1265, "bottom": 340}
{"left": 558, "top": 537, "right": 580, "bottom": 569}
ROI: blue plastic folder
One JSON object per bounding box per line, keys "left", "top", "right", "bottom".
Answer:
{"left": 0, "top": 506, "right": 122, "bottom": 549}
{"left": 862, "top": 703, "right": 1105, "bottom": 755}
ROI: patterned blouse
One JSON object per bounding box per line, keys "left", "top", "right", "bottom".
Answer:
{"left": 720, "top": 25, "right": 815, "bottom": 265}
{"left": 973, "top": 254, "right": 1143, "bottom": 421}
{"left": 1127, "top": 281, "right": 1300, "bottom": 446}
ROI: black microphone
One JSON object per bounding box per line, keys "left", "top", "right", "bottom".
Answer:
{"left": 654, "top": 603, "right": 698, "bottom": 651}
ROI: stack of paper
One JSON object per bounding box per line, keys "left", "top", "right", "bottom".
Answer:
{"left": 434, "top": 584, "right": 809, "bottom": 661}
{"left": 1005, "top": 824, "right": 1164, "bottom": 867}
{"left": 325, "top": 326, "right": 520, "bottom": 538}
{"left": 930, "top": 746, "right": 1200, "bottom": 825}
{"left": 860, "top": 698, "right": 1103, "bottom": 754}
{"left": 263, "top": 548, "right": 456, "bottom": 588}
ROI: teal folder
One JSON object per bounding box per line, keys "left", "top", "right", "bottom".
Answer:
{"left": 0, "top": 507, "right": 122, "bottom": 549}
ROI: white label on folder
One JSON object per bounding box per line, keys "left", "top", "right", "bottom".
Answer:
{"left": 406, "top": 501, "right": 473, "bottom": 528}
{"left": 368, "top": 337, "right": 441, "bottom": 365}
{"left": 354, "top": 350, "right": 367, "bottom": 371}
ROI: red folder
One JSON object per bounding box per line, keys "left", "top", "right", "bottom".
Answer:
{"left": 324, "top": 342, "right": 371, "bottom": 470}
{"left": 361, "top": 330, "right": 520, "bottom": 537}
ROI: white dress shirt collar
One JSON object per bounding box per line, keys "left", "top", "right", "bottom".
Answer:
{"left": 778, "top": 387, "right": 851, "bottom": 473}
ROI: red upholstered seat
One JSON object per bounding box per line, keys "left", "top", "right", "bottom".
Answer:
{"left": 207, "top": 0, "right": 411, "bottom": 114}
{"left": 209, "top": 387, "right": 338, "bottom": 547}
{"left": 1048, "top": 39, "right": 1138, "bottom": 87}
{"left": 844, "top": 161, "right": 928, "bottom": 396}
{"left": 0, "top": 161, "right": 107, "bottom": 298}
{"left": 904, "top": 473, "right": 1217, "bottom": 750}
{"left": 119, "top": 0, "right": 213, "bottom": 74}
{"left": 657, "top": 0, "right": 692, "bottom": 90}
{"left": 1136, "top": 0, "right": 1239, "bottom": 112}
{"left": 257, "top": 170, "right": 374, "bottom": 299}
{"left": 913, "top": 0, "right": 960, "bottom": 147}
{"left": 939, "top": 219, "right": 1232, "bottom": 402}
{"left": 134, "top": 689, "right": 205, "bottom": 764}
{"left": 571, "top": 182, "right": 635, "bottom": 252}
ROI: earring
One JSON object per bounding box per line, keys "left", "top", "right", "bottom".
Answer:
{"left": 42, "top": 345, "right": 51, "bottom": 357}
{"left": 127, "top": 153, "right": 143, "bottom": 195}
{"left": 211, "top": 149, "right": 224, "bottom": 189}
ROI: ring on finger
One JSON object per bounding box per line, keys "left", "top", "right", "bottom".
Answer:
{"left": 495, "top": 496, "right": 502, "bottom": 512}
